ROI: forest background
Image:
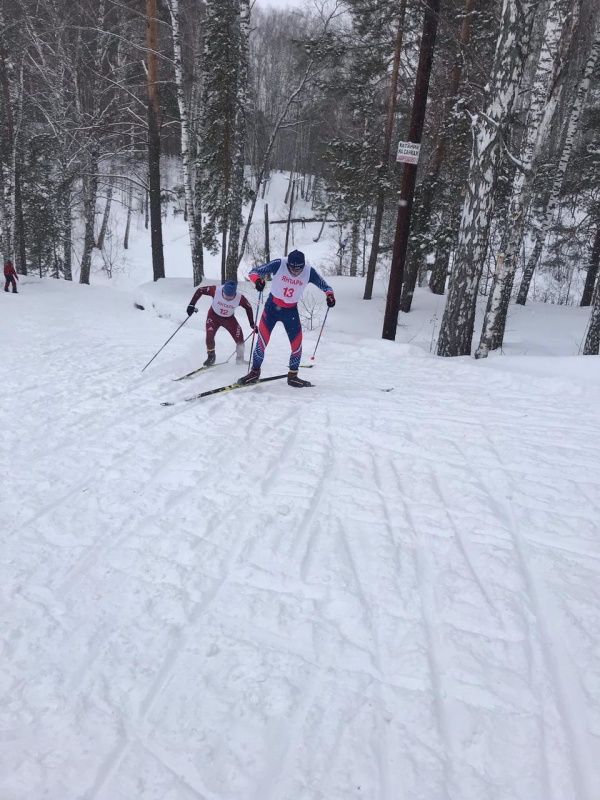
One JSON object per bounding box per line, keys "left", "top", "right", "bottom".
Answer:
{"left": 1, "top": 0, "right": 600, "bottom": 357}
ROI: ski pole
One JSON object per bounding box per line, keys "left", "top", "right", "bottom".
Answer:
{"left": 141, "top": 312, "right": 195, "bottom": 372}
{"left": 310, "top": 306, "right": 330, "bottom": 361}
{"left": 223, "top": 331, "right": 254, "bottom": 364}
{"left": 248, "top": 291, "right": 263, "bottom": 369}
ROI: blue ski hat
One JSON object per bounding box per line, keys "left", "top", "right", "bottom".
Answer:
{"left": 287, "top": 250, "right": 305, "bottom": 269}
{"left": 223, "top": 280, "right": 237, "bottom": 297}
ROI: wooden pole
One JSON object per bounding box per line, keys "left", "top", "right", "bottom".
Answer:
{"left": 264, "top": 203, "right": 270, "bottom": 263}
{"left": 382, "top": 0, "right": 440, "bottom": 340}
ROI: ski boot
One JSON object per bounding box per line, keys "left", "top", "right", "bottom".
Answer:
{"left": 237, "top": 368, "right": 261, "bottom": 385}
{"left": 287, "top": 370, "right": 312, "bottom": 388}
{"left": 203, "top": 351, "right": 216, "bottom": 367}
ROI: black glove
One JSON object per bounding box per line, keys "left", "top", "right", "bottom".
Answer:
{"left": 326, "top": 292, "right": 336, "bottom": 308}
{"left": 252, "top": 324, "right": 259, "bottom": 334}
{"left": 186, "top": 304, "right": 197, "bottom": 316}
{"left": 254, "top": 277, "right": 266, "bottom": 292}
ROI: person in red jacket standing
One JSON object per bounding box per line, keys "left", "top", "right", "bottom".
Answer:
{"left": 4, "top": 261, "right": 18, "bottom": 293}
{"left": 186, "top": 280, "right": 257, "bottom": 366}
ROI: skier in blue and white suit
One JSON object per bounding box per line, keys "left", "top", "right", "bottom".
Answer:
{"left": 238, "top": 249, "right": 335, "bottom": 388}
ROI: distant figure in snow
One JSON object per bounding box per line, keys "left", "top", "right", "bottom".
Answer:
{"left": 186, "top": 281, "right": 257, "bottom": 367}
{"left": 4, "top": 261, "right": 18, "bottom": 293}
{"left": 238, "top": 249, "right": 335, "bottom": 388}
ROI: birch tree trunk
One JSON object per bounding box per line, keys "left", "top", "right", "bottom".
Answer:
{"left": 516, "top": 24, "right": 600, "bottom": 304}
{"left": 168, "top": 0, "right": 203, "bottom": 284}
{"left": 96, "top": 179, "right": 113, "bottom": 251}
{"left": 475, "top": 0, "right": 580, "bottom": 358}
{"left": 436, "top": 0, "right": 539, "bottom": 357}
{"left": 226, "top": 0, "right": 250, "bottom": 281}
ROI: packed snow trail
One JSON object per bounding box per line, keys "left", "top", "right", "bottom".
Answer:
{"left": 1, "top": 280, "right": 600, "bottom": 800}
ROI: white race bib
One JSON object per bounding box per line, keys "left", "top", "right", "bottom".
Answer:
{"left": 270, "top": 259, "right": 311, "bottom": 304}
{"left": 211, "top": 286, "right": 242, "bottom": 317}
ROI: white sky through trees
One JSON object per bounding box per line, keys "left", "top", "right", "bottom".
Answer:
{"left": 256, "top": 0, "right": 303, "bottom": 10}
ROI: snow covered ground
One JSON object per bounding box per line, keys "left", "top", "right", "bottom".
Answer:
{"left": 2, "top": 174, "right": 600, "bottom": 799}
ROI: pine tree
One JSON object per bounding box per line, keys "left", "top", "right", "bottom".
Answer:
{"left": 198, "top": 0, "right": 242, "bottom": 281}
{"left": 323, "top": 0, "right": 402, "bottom": 277}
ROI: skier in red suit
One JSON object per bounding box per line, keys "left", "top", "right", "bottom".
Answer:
{"left": 186, "top": 281, "right": 257, "bottom": 366}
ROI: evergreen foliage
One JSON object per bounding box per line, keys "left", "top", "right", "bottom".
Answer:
{"left": 0, "top": 0, "right": 599, "bottom": 346}
{"left": 198, "top": 0, "right": 244, "bottom": 254}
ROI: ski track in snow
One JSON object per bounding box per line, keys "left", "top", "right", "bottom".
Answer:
{"left": 2, "top": 284, "right": 600, "bottom": 800}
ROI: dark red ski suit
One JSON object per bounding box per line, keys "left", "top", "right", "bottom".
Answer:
{"left": 189, "top": 285, "right": 254, "bottom": 350}
{"left": 4, "top": 262, "right": 18, "bottom": 293}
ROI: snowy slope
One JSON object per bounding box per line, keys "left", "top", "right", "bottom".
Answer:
{"left": 2, "top": 276, "right": 600, "bottom": 800}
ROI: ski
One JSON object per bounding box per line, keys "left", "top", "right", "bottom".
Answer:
{"left": 175, "top": 362, "right": 311, "bottom": 382}
{"left": 172, "top": 362, "right": 226, "bottom": 381}
{"left": 161, "top": 374, "right": 288, "bottom": 406}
